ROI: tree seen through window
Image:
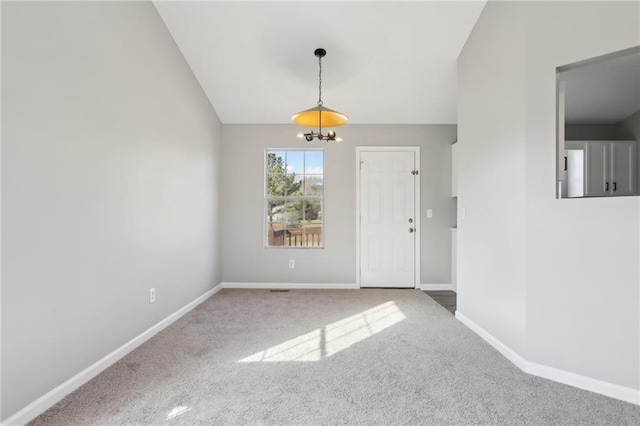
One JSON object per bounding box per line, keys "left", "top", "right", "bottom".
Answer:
{"left": 266, "top": 150, "right": 323, "bottom": 248}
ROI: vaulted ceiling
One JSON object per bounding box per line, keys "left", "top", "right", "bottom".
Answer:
{"left": 153, "top": 0, "right": 487, "bottom": 125}
{"left": 560, "top": 50, "right": 640, "bottom": 124}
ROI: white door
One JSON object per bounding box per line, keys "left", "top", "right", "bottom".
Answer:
{"left": 359, "top": 150, "right": 418, "bottom": 288}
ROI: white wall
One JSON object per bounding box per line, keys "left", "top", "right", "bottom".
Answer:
{"left": 457, "top": 0, "right": 528, "bottom": 355}
{"left": 619, "top": 110, "right": 640, "bottom": 141}
{"left": 618, "top": 110, "right": 640, "bottom": 191}
{"left": 565, "top": 124, "right": 620, "bottom": 140}
{"left": 1, "top": 1, "right": 222, "bottom": 419}
{"left": 458, "top": 0, "right": 639, "bottom": 394}
{"left": 525, "top": 0, "right": 639, "bottom": 390}
{"left": 221, "top": 124, "right": 456, "bottom": 285}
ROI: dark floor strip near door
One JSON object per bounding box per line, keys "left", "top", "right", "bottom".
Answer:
{"left": 424, "top": 290, "right": 456, "bottom": 314}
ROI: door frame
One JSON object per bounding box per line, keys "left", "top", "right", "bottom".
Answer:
{"left": 355, "top": 146, "right": 421, "bottom": 288}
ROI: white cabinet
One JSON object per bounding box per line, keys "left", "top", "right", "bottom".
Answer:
{"left": 451, "top": 228, "right": 457, "bottom": 292}
{"left": 583, "top": 141, "right": 636, "bottom": 197}
{"left": 451, "top": 143, "right": 458, "bottom": 197}
{"left": 584, "top": 142, "right": 608, "bottom": 196}
{"left": 609, "top": 142, "right": 636, "bottom": 196}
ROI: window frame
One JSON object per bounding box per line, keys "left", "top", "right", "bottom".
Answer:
{"left": 264, "top": 148, "right": 325, "bottom": 249}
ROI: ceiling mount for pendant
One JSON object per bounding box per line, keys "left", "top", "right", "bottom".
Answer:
{"left": 292, "top": 48, "right": 348, "bottom": 142}
{"left": 314, "top": 47, "right": 326, "bottom": 61}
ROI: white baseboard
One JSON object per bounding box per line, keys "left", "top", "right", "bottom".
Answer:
{"left": 525, "top": 359, "right": 639, "bottom": 406}
{"left": 455, "top": 311, "right": 639, "bottom": 406}
{"left": 3, "top": 284, "right": 223, "bottom": 426}
{"left": 8, "top": 286, "right": 636, "bottom": 425}
{"left": 419, "top": 283, "right": 453, "bottom": 291}
{"left": 455, "top": 311, "right": 528, "bottom": 371}
{"left": 221, "top": 282, "right": 359, "bottom": 290}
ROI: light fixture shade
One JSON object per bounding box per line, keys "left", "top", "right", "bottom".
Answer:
{"left": 291, "top": 105, "right": 349, "bottom": 128}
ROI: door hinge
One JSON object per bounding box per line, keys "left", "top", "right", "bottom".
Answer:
{"left": 411, "top": 170, "right": 419, "bottom": 175}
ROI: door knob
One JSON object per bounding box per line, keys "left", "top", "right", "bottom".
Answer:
{"left": 408, "top": 218, "right": 413, "bottom": 223}
{"left": 409, "top": 228, "right": 415, "bottom": 233}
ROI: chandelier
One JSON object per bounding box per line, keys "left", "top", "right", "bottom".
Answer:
{"left": 292, "top": 48, "right": 348, "bottom": 142}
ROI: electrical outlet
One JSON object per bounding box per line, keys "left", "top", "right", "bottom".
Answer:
{"left": 461, "top": 207, "right": 466, "bottom": 220}
{"left": 149, "top": 288, "right": 156, "bottom": 304}
{"left": 289, "top": 260, "right": 295, "bottom": 269}
{"left": 427, "top": 209, "right": 433, "bottom": 218}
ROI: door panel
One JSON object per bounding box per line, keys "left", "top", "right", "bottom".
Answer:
{"left": 610, "top": 141, "right": 636, "bottom": 196}
{"left": 360, "top": 150, "right": 416, "bottom": 288}
{"left": 585, "top": 142, "right": 608, "bottom": 196}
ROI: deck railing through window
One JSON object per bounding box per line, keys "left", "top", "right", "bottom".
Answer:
{"left": 268, "top": 227, "right": 322, "bottom": 247}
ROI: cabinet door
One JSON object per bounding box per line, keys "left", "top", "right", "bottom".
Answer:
{"left": 609, "top": 141, "right": 636, "bottom": 196}
{"left": 451, "top": 143, "right": 458, "bottom": 197}
{"left": 584, "top": 142, "right": 608, "bottom": 196}
{"left": 451, "top": 229, "right": 457, "bottom": 292}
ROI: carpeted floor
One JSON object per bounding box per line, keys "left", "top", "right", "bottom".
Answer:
{"left": 30, "top": 289, "right": 640, "bottom": 425}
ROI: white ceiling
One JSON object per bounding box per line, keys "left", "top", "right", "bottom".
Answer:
{"left": 153, "top": 0, "right": 487, "bottom": 125}
{"left": 560, "top": 50, "right": 640, "bottom": 124}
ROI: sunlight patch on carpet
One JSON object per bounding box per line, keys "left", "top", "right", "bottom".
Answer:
{"left": 166, "top": 406, "right": 192, "bottom": 420}
{"left": 238, "top": 301, "right": 406, "bottom": 362}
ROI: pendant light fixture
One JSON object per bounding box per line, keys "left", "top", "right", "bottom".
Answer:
{"left": 292, "top": 48, "right": 348, "bottom": 142}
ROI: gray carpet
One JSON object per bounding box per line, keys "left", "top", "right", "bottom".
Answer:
{"left": 30, "top": 289, "right": 640, "bottom": 425}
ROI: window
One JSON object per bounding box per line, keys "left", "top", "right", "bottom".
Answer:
{"left": 556, "top": 46, "right": 640, "bottom": 199}
{"left": 266, "top": 150, "right": 323, "bottom": 248}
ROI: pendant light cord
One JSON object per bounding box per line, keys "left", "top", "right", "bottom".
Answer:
{"left": 317, "top": 55, "right": 323, "bottom": 107}
{"left": 317, "top": 54, "right": 323, "bottom": 134}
